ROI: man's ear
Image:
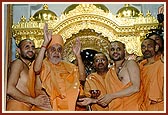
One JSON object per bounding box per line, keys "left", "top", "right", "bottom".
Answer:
{"left": 124, "top": 49, "right": 128, "bottom": 56}
{"left": 16, "top": 48, "right": 20, "bottom": 58}
{"left": 155, "top": 44, "right": 159, "bottom": 52}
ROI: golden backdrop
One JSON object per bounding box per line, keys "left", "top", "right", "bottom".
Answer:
{"left": 12, "top": 4, "right": 159, "bottom": 62}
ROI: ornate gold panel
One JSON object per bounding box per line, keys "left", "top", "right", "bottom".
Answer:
{"left": 63, "top": 29, "right": 110, "bottom": 62}
{"left": 12, "top": 4, "right": 159, "bottom": 61}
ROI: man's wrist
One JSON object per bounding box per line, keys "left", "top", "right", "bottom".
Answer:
{"left": 92, "top": 98, "right": 98, "bottom": 103}
{"left": 41, "top": 45, "right": 47, "bottom": 49}
{"left": 75, "top": 55, "right": 82, "bottom": 59}
{"left": 28, "top": 97, "right": 35, "bottom": 105}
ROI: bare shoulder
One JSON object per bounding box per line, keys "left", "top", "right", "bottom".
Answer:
{"left": 8, "top": 59, "right": 25, "bottom": 84}
{"left": 10, "top": 59, "right": 24, "bottom": 70}
{"left": 126, "top": 60, "right": 139, "bottom": 68}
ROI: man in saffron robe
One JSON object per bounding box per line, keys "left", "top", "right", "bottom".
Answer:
{"left": 98, "top": 41, "right": 141, "bottom": 111}
{"left": 78, "top": 41, "right": 141, "bottom": 111}
{"left": 33, "top": 23, "right": 85, "bottom": 111}
{"left": 77, "top": 52, "right": 109, "bottom": 111}
{"left": 6, "top": 39, "right": 50, "bottom": 111}
{"left": 139, "top": 38, "right": 164, "bottom": 111}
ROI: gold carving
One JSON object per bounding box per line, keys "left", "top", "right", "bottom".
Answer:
{"left": 12, "top": 4, "right": 159, "bottom": 61}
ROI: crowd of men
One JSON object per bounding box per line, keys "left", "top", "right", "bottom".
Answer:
{"left": 6, "top": 5, "right": 164, "bottom": 111}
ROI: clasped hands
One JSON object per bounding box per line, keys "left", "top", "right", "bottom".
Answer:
{"left": 77, "top": 94, "right": 113, "bottom": 107}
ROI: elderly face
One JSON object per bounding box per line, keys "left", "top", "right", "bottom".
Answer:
{"left": 19, "top": 40, "right": 35, "bottom": 61}
{"left": 108, "top": 42, "right": 125, "bottom": 61}
{"left": 141, "top": 39, "right": 156, "bottom": 59}
{"left": 93, "top": 53, "right": 108, "bottom": 72}
{"left": 47, "top": 44, "right": 63, "bottom": 64}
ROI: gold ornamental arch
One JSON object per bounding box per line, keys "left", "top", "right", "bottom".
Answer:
{"left": 12, "top": 4, "right": 159, "bottom": 62}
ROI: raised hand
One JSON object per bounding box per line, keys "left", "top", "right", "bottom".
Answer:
{"left": 43, "top": 23, "right": 52, "bottom": 46}
{"left": 72, "top": 37, "right": 81, "bottom": 57}
{"left": 158, "top": 5, "right": 164, "bottom": 14}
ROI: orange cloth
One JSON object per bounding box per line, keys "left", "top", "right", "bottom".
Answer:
{"left": 84, "top": 69, "right": 141, "bottom": 111}
{"left": 31, "top": 105, "right": 47, "bottom": 111}
{"left": 75, "top": 85, "right": 87, "bottom": 111}
{"left": 48, "top": 34, "right": 64, "bottom": 48}
{"left": 139, "top": 59, "right": 164, "bottom": 111}
{"left": 39, "top": 58, "right": 80, "bottom": 111}
{"left": 84, "top": 73, "right": 109, "bottom": 111}
{"left": 6, "top": 99, "right": 32, "bottom": 111}
{"left": 27, "top": 61, "right": 50, "bottom": 111}
{"left": 28, "top": 61, "right": 36, "bottom": 98}
{"left": 105, "top": 68, "right": 141, "bottom": 111}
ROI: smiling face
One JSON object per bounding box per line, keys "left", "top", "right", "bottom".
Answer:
{"left": 108, "top": 41, "right": 125, "bottom": 61}
{"left": 19, "top": 39, "right": 35, "bottom": 61}
{"left": 47, "top": 43, "right": 63, "bottom": 64}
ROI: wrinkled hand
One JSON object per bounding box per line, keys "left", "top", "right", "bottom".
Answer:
{"left": 97, "top": 94, "right": 113, "bottom": 107}
{"left": 34, "top": 95, "right": 52, "bottom": 110}
{"left": 77, "top": 98, "right": 97, "bottom": 106}
{"left": 72, "top": 37, "right": 81, "bottom": 57}
{"left": 43, "top": 23, "right": 52, "bottom": 46}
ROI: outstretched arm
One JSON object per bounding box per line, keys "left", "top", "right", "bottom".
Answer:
{"left": 34, "top": 23, "right": 52, "bottom": 74}
{"left": 98, "top": 60, "right": 140, "bottom": 106}
{"left": 77, "top": 98, "right": 97, "bottom": 106}
{"left": 72, "top": 38, "right": 86, "bottom": 81}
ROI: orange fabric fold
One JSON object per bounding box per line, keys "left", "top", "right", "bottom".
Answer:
{"left": 28, "top": 61, "right": 36, "bottom": 98}
{"left": 84, "top": 69, "right": 141, "bottom": 111}
{"left": 7, "top": 99, "right": 32, "bottom": 111}
{"left": 105, "top": 68, "right": 141, "bottom": 111}
{"left": 139, "top": 59, "right": 164, "bottom": 111}
{"left": 48, "top": 34, "right": 64, "bottom": 48}
{"left": 84, "top": 73, "right": 109, "bottom": 111}
{"left": 40, "top": 58, "right": 80, "bottom": 111}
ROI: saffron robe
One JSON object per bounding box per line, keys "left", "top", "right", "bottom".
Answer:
{"left": 31, "top": 58, "right": 80, "bottom": 111}
{"left": 139, "top": 59, "right": 164, "bottom": 111}
{"left": 84, "top": 73, "right": 109, "bottom": 111}
{"left": 6, "top": 99, "right": 32, "bottom": 111}
{"left": 85, "top": 68, "right": 141, "bottom": 111}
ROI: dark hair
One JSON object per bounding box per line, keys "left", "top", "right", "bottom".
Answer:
{"left": 146, "top": 29, "right": 163, "bottom": 39}
{"left": 17, "top": 39, "right": 33, "bottom": 48}
{"left": 157, "top": 13, "right": 164, "bottom": 23}
{"left": 142, "top": 38, "right": 157, "bottom": 47}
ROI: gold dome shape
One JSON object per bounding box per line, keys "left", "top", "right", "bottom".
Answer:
{"left": 33, "top": 4, "right": 57, "bottom": 21}
{"left": 63, "top": 4, "right": 109, "bottom": 14}
{"left": 117, "top": 4, "right": 140, "bottom": 17}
